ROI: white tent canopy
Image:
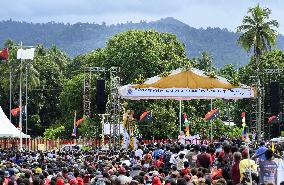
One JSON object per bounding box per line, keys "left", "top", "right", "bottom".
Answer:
{"left": 0, "top": 106, "right": 30, "bottom": 138}
{"left": 119, "top": 68, "right": 255, "bottom": 100}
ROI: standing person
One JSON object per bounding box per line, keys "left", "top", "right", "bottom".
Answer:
{"left": 153, "top": 143, "right": 164, "bottom": 160}
{"left": 135, "top": 146, "right": 144, "bottom": 160}
{"left": 176, "top": 152, "right": 188, "bottom": 171}
{"left": 239, "top": 149, "right": 257, "bottom": 183}
{"left": 231, "top": 152, "right": 241, "bottom": 185}
{"left": 259, "top": 149, "right": 278, "bottom": 185}
{"left": 196, "top": 146, "right": 211, "bottom": 169}
{"left": 185, "top": 145, "right": 200, "bottom": 168}
{"left": 252, "top": 141, "right": 268, "bottom": 161}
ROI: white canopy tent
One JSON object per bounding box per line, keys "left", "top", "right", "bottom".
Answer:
{"left": 119, "top": 68, "right": 255, "bottom": 100}
{"left": 0, "top": 106, "right": 30, "bottom": 138}
{"left": 118, "top": 68, "right": 256, "bottom": 139}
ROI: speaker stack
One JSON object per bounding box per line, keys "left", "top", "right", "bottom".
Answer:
{"left": 269, "top": 82, "right": 281, "bottom": 138}
{"left": 96, "top": 79, "right": 106, "bottom": 114}
{"left": 270, "top": 82, "right": 280, "bottom": 115}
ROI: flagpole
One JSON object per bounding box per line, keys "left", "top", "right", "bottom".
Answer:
{"left": 210, "top": 99, "right": 213, "bottom": 142}
{"left": 9, "top": 68, "right": 12, "bottom": 121}
{"left": 25, "top": 64, "right": 28, "bottom": 149}
{"left": 19, "top": 42, "right": 23, "bottom": 151}
{"left": 179, "top": 100, "right": 182, "bottom": 133}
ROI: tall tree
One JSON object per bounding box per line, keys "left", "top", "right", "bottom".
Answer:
{"left": 237, "top": 4, "right": 279, "bottom": 56}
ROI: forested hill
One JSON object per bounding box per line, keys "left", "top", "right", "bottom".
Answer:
{"left": 0, "top": 17, "right": 283, "bottom": 67}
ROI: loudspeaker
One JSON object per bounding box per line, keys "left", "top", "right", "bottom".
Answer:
{"left": 270, "top": 82, "right": 280, "bottom": 115}
{"left": 96, "top": 79, "right": 106, "bottom": 114}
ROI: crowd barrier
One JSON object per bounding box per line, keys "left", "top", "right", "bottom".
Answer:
{"left": 0, "top": 138, "right": 177, "bottom": 151}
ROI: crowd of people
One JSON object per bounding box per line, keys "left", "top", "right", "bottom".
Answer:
{"left": 0, "top": 138, "right": 284, "bottom": 185}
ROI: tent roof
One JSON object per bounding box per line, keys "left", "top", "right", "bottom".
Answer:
{"left": 0, "top": 106, "right": 30, "bottom": 138}
{"left": 119, "top": 68, "right": 255, "bottom": 100}
{"left": 133, "top": 68, "right": 241, "bottom": 89}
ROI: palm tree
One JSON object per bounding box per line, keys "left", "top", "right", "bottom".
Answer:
{"left": 237, "top": 5, "right": 279, "bottom": 141}
{"left": 237, "top": 4, "right": 279, "bottom": 56}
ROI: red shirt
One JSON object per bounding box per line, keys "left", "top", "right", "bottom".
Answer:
{"left": 231, "top": 161, "right": 240, "bottom": 185}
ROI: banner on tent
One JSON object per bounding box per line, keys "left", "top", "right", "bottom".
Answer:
{"left": 120, "top": 87, "right": 255, "bottom": 99}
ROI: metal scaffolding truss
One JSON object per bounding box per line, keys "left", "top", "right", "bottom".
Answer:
{"left": 83, "top": 67, "right": 106, "bottom": 116}
{"left": 108, "top": 67, "right": 121, "bottom": 147}
{"left": 250, "top": 68, "right": 284, "bottom": 138}
{"left": 83, "top": 66, "right": 121, "bottom": 147}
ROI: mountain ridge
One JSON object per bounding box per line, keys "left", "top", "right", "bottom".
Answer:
{"left": 0, "top": 17, "right": 283, "bottom": 67}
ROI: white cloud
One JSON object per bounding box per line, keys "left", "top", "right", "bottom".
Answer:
{"left": 1, "top": 0, "right": 283, "bottom": 34}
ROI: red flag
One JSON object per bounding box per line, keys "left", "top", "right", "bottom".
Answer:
{"left": 11, "top": 107, "right": 20, "bottom": 117}
{"left": 0, "top": 48, "right": 9, "bottom": 61}
{"left": 268, "top": 115, "right": 277, "bottom": 124}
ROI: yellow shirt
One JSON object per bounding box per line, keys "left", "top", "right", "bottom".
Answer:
{"left": 239, "top": 159, "right": 257, "bottom": 181}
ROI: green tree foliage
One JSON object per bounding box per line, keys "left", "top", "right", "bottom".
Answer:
{"left": 102, "top": 30, "right": 189, "bottom": 84}
{"left": 237, "top": 4, "right": 279, "bottom": 56}
{"left": 43, "top": 125, "right": 65, "bottom": 139}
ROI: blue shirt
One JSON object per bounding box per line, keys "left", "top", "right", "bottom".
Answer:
{"left": 255, "top": 146, "right": 268, "bottom": 161}
{"left": 153, "top": 149, "right": 164, "bottom": 159}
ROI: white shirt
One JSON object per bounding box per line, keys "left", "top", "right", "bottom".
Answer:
{"left": 170, "top": 153, "right": 178, "bottom": 165}
{"left": 135, "top": 149, "right": 143, "bottom": 159}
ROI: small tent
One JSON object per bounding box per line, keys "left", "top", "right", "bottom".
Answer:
{"left": 0, "top": 106, "right": 30, "bottom": 138}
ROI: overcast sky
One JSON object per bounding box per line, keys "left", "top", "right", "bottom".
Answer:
{"left": 1, "top": 0, "right": 283, "bottom": 34}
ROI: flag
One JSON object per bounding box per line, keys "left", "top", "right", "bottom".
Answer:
{"left": 241, "top": 112, "right": 247, "bottom": 141}
{"left": 184, "top": 113, "right": 190, "bottom": 136}
{"left": 11, "top": 107, "right": 20, "bottom": 117}
{"left": 204, "top": 109, "right": 219, "bottom": 121}
{"left": 72, "top": 111, "right": 77, "bottom": 137}
{"left": 268, "top": 115, "right": 277, "bottom": 124}
{"left": 241, "top": 112, "right": 246, "bottom": 123}
{"left": 17, "top": 48, "right": 35, "bottom": 60}
{"left": 76, "top": 117, "right": 85, "bottom": 126}
{"left": 0, "top": 48, "right": 9, "bottom": 61}
{"left": 140, "top": 111, "right": 152, "bottom": 122}
{"left": 122, "top": 128, "right": 130, "bottom": 149}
